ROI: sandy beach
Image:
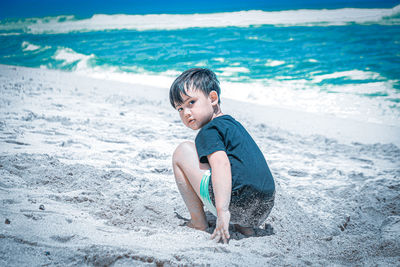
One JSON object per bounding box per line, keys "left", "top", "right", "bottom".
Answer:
{"left": 0, "top": 64, "right": 399, "bottom": 266}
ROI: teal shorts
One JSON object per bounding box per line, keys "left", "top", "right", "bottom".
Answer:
{"left": 199, "top": 170, "right": 275, "bottom": 227}
{"left": 200, "top": 170, "right": 217, "bottom": 216}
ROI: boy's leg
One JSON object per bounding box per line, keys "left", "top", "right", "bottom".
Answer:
{"left": 172, "top": 141, "right": 210, "bottom": 230}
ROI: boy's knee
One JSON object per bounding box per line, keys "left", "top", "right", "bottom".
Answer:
{"left": 173, "top": 141, "right": 195, "bottom": 163}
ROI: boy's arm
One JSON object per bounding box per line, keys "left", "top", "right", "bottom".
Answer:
{"left": 207, "top": 150, "right": 231, "bottom": 243}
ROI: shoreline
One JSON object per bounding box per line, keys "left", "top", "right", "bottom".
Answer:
{"left": 2, "top": 64, "right": 399, "bottom": 146}
{"left": 224, "top": 98, "right": 400, "bottom": 147}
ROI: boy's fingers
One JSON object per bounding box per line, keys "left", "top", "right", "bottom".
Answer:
{"left": 211, "top": 229, "right": 217, "bottom": 239}
{"left": 224, "top": 230, "right": 230, "bottom": 240}
{"left": 211, "top": 228, "right": 219, "bottom": 239}
{"left": 214, "top": 232, "right": 221, "bottom": 243}
{"left": 223, "top": 228, "right": 230, "bottom": 243}
{"left": 222, "top": 234, "right": 228, "bottom": 244}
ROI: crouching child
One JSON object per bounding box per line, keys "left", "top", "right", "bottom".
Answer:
{"left": 170, "top": 68, "right": 275, "bottom": 243}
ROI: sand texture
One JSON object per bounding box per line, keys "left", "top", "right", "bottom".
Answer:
{"left": 0, "top": 65, "right": 399, "bottom": 266}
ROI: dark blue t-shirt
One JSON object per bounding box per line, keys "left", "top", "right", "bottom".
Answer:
{"left": 195, "top": 115, "right": 275, "bottom": 195}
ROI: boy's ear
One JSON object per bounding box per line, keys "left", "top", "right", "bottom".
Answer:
{"left": 209, "top": 91, "right": 219, "bottom": 105}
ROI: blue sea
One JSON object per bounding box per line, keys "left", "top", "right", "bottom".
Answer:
{"left": 0, "top": 1, "right": 399, "bottom": 126}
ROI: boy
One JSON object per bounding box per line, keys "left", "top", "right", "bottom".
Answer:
{"left": 170, "top": 68, "right": 275, "bottom": 244}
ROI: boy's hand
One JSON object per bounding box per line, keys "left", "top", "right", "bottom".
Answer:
{"left": 211, "top": 209, "right": 231, "bottom": 244}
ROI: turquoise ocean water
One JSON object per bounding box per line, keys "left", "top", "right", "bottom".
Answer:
{"left": 1, "top": 2, "right": 399, "bottom": 126}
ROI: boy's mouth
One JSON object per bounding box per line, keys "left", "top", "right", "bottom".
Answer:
{"left": 188, "top": 119, "right": 195, "bottom": 125}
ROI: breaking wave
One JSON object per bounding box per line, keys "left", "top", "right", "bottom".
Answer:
{"left": 0, "top": 5, "right": 399, "bottom": 34}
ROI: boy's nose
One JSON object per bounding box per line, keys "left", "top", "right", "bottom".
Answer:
{"left": 184, "top": 108, "right": 191, "bottom": 117}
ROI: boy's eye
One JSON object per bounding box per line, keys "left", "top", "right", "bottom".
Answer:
{"left": 177, "top": 107, "right": 183, "bottom": 112}
{"left": 189, "top": 100, "right": 195, "bottom": 105}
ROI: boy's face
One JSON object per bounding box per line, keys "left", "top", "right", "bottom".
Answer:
{"left": 175, "top": 89, "right": 217, "bottom": 130}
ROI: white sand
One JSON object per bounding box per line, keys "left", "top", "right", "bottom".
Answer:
{"left": 0, "top": 64, "right": 399, "bottom": 266}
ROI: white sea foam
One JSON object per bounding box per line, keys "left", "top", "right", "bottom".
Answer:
{"left": 52, "top": 47, "right": 95, "bottom": 70}
{"left": 21, "top": 41, "right": 51, "bottom": 54}
{"left": 1, "top": 5, "right": 399, "bottom": 34}
{"left": 42, "top": 47, "right": 173, "bottom": 87}
{"left": 265, "top": 59, "right": 285, "bottom": 67}
{"left": 194, "top": 61, "right": 208, "bottom": 67}
{"left": 217, "top": 66, "right": 250, "bottom": 76}
{"left": 0, "top": 32, "right": 22, "bottom": 36}
{"left": 213, "top": 57, "right": 225, "bottom": 63}
{"left": 312, "top": 70, "right": 384, "bottom": 83}
{"left": 21, "top": 41, "right": 41, "bottom": 51}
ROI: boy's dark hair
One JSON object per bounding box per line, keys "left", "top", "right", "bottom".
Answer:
{"left": 169, "top": 68, "right": 221, "bottom": 108}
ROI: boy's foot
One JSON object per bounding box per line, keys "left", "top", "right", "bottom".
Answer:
{"left": 234, "top": 224, "right": 255, "bottom": 236}
{"left": 175, "top": 212, "right": 208, "bottom": 231}
{"left": 182, "top": 220, "right": 208, "bottom": 231}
